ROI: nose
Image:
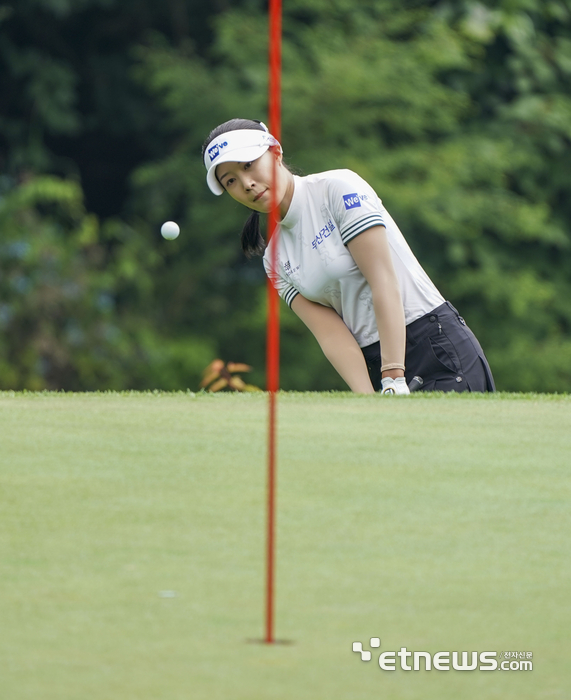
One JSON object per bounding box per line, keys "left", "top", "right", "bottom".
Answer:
{"left": 239, "top": 173, "right": 255, "bottom": 191}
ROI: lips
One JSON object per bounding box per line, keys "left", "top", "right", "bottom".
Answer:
{"left": 253, "top": 189, "right": 268, "bottom": 203}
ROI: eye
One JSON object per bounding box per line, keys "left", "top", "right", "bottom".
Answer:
{"left": 243, "top": 162, "right": 252, "bottom": 170}
{"left": 224, "top": 177, "right": 236, "bottom": 188}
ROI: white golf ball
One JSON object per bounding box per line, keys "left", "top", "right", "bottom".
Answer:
{"left": 161, "top": 221, "right": 180, "bottom": 240}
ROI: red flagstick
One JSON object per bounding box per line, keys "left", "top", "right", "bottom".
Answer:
{"left": 265, "top": 0, "right": 282, "bottom": 645}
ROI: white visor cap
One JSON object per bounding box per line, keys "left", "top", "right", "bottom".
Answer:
{"left": 204, "top": 128, "right": 281, "bottom": 195}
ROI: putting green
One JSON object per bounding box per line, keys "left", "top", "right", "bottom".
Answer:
{"left": 1, "top": 391, "right": 569, "bottom": 700}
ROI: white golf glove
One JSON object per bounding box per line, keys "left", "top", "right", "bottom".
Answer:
{"left": 380, "top": 377, "right": 410, "bottom": 395}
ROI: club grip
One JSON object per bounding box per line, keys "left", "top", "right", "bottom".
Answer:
{"left": 408, "top": 376, "right": 424, "bottom": 392}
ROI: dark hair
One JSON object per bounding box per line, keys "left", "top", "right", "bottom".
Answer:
{"left": 202, "top": 118, "right": 268, "bottom": 258}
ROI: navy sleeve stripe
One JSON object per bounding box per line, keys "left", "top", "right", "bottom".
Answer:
{"left": 340, "top": 214, "right": 386, "bottom": 244}
{"left": 284, "top": 287, "right": 299, "bottom": 307}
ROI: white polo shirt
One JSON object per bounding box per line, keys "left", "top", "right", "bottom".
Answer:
{"left": 263, "top": 169, "right": 444, "bottom": 348}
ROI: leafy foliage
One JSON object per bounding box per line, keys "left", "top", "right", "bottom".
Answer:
{"left": 0, "top": 175, "right": 212, "bottom": 389}
{"left": 132, "top": 0, "right": 571, "bottom": 391}
{"left": 1, "top": 0, "right": 570, "bottom": 391}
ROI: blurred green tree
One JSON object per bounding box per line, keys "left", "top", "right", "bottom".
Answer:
{"left": 0, "top": 0, "right": 216, "bottom": 215}
{"left": 132, "top": 0, "right": 571, "bottom": 391}
{"left": 0, "top": 0, "right": 218, "bottom": 390}
{"left": 1, "top": 0, "right": 570, "bottom": 391}
{"left": 0, "top": 174, "right": 212, "bottom": 389}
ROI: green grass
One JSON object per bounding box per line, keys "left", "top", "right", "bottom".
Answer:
{"left": 1, "top": 391, "right": 570, "bottom": 700}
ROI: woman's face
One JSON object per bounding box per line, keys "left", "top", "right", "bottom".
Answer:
{"left": 215, "top": 148, "right": 292, "bottom": 216}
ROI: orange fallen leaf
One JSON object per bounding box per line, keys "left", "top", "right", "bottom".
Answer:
{"left": 227, "top": 362, "right": 252, "bottom": 373}
{"left": 209, "top": 377, "right": 228, "bottom": 392}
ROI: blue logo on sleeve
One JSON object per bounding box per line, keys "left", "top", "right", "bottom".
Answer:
{"left": 343, "top": 193, "right": 362, "bottom": 210}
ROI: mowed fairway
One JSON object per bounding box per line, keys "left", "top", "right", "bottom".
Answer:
{"left": 1, "top": 391, "right": 570, "bottom": 700}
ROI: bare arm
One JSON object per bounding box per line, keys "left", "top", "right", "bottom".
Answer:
{"left": 290, "top": 294, "right": 374, "bottom": 394}
{"left": 347, "top": 226, "right": 406, "bottom": 379}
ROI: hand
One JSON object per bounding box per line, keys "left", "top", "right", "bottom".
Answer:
{"left": 380, "top": 377, "right": 410, "bottom": 395}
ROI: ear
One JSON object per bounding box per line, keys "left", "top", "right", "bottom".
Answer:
{"left": 269, "top": 144, "right": 283, "bottom": 164}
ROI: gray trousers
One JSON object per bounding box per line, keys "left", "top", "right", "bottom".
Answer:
{"left": 361, "top": 301, "right": 496, "bottom": 393}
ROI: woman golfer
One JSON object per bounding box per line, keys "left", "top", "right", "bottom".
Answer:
{"left": 203, "top": 118, "right": 495, "bottom": 395}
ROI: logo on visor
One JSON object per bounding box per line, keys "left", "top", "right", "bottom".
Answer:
{"left": 208, "top": 141, "right": 229, "bottom": 162}
{"left": 343, "top": 193, "right": 362, "bottom": 210}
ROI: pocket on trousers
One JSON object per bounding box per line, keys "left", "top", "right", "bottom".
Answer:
{"left": 428, "top": 335, "right": 462, "bottom": 374}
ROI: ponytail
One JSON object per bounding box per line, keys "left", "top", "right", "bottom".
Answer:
{"left": 241, "top": 211, "right": 266, "bottom": 258}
